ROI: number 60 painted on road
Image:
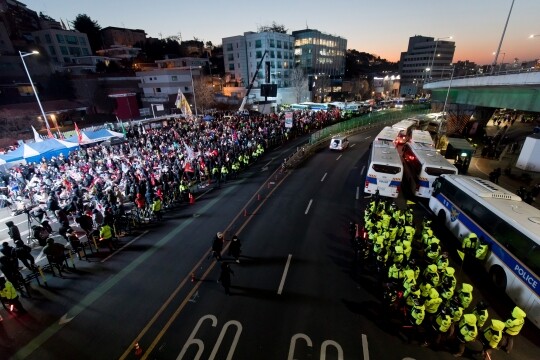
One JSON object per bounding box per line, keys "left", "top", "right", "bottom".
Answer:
{"left": 176, "top": 314, "right": 242, "bottom": 360}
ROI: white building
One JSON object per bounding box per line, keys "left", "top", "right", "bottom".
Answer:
{"left": 136, "top": 67, "right": 202, "bottom": 108}
{"left": 32, "top": 28, "right": 92, "bottom": 65}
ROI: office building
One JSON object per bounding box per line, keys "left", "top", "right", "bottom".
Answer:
{"left": 399, "top": 35, "right": 455, "bottom": 96}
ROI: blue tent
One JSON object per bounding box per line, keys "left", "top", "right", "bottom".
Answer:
{"left": 0, "top": 138, "right": 79, "bottom": 165}
{"left": 65, "top": 129, "right": 125, "bottom": 144}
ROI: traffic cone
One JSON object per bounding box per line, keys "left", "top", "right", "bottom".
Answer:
{"left": 257, "top": 193, "right": 261, "bottom": 201}
{"left": 189, "top": 193, "right": 195, "bottom": 204}
{"left": 243, "top": 209, "right": 247, "bottom": 217}
{"left": 191, "top": 273, "right": 196, "bottom": 282}
{"left": 134, "top": 342, "right": 143, "bottom": 357}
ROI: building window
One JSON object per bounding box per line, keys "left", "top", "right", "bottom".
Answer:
{"left": 277, "top": 61, "right": 282, "bottom": 69}
{"left": 284, "top": 41, "right": 288, "bottom": 50}
{"left": 269, "top": 39, "right": 275, "bottom": 47}
{"left": 256, "top": 51, "right": 262, "bottom": 59}
{"left": 248, "top": 42, "right": 251, "bottom": 47}
{"left": 45, "top": 34, "right": 52, "bottom": 43}
{"left": 229, "top": 63, "right": 235, "bottom": 70}
{"left": 228, "top": 54, "right": 234, "bottom": 61}
{"left": 69, "top": 47, "right": 81, "bottom": 56}
{"left": 155, "top": 88, "right": 162, "bottom": 93}
{"left": 277, "top": 51, "right": 282, "bottom": 59}
{"left": 79, "top": 37, "right": 86, "bottom": 45}
{"left": 185, "top": 86, "right": 189, "bottom": 92}
{"left": 172, "top": 75, "right": 178, "bottom": 81}
{"left": 65, "top": 35, "right": 78, "bottom": 44}
{"left": 270, "top": 51, "right": 275, "bottom": 58}
{"left": 82, "top": 48, "right": 89, "bottom": 56}
{"left": 60, "top": 46, "right": 68, "bottom": 55}
{"left": 255, "top": 40, "right": 262, "bottom": 48}
{"left": 56, "top": 34, "right": 65, "bottom": 43}
{"left": 49, "top": 46, "right": 56, "bottom": 55}
{"left": 277, "top": 40, "right": 282, "bottom": 48}
{"left": 226, "top": 43, "right": 233, "bottom": 51}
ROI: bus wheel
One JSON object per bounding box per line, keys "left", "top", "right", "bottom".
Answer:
{"left": 489, "top": 266, "right": 507, "bottom": 291}
{"left": 437, "top": 210, "right": 446, "bottom": 225}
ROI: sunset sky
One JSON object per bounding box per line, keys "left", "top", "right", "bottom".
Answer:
{"left": 23, "top": 0, "right": 540, "bottom": 65}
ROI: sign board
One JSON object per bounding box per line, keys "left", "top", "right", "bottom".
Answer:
{"left": 285, "top": 112, "right": 293, "bottom": 128}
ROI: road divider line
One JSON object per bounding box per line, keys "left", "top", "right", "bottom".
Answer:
{"left": 336, "top": 154, "right": 342, "bottom": 161}
{"left": 361, "top": 165, "right": 365, "bottom": 176}
{"left": 305, "top": 199, "right": 313, "bottom": 215}
{"left": 356, "top": 187, "right": 360, "bottom": 200}
{"left": 321, "top": 173, "right": 327, "bottom": 182}
{"left": 277, "top": 254, "right": 292, "bottom": 295}
{"left": 351, "top": 143, "right": 356, "bottom": 148}
{"left": 362, "top": 334, "right": 369, "bottom": 360}
{"left": 100, "top": 231, "right": 149, "bottom": 263}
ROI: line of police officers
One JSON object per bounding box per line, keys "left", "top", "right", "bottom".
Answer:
{"left": 350, "top": 198, "right": 527, "bottom": 358}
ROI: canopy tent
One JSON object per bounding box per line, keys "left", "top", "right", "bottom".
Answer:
{"left": 202, "top": 115, "right": 214, "bottom": 121}
{"left": 65, "top": 129, "right": 125, "bottom": 145}
{"left": 0, "top": 138, "right": 79, "bottom": 165}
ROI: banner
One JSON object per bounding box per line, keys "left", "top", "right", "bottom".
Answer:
{"left": 175, "top": 88, "right": 192, "bottom": 116}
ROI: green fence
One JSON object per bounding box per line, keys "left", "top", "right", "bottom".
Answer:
{"left": 309, "top": 105, "right": 431, "bottom": 145}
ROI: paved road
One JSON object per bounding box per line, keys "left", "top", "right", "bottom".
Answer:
{"left": 1, "top": 126, "right": 538, "bottom": 360}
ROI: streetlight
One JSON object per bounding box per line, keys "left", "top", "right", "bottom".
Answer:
{"left": 429, "top": 36, "right": 453, "bottom": 80}
{"left": 492, "top": 0, "right": 515, "bottom": 74}
{"left": 19, "top": 50, "right": 52, "bottom": 134}
{"left": 188, "top": 66, "right": 200, "bottom": 116}
{"left": 528, "top": 34, "right": 540, "bottom": 38}
{"left": 438, "top": 64, "right": 455, "bottom": 148}
{"left": 492, "top": 51, "right": 506, "bottom": 74}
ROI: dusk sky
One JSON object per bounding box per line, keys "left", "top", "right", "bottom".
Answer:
{"left": 24, "top": 0, "right": 540, "bottom": 65}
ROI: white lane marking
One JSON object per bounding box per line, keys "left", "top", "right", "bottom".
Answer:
{"left": 336, "top": 154, "right": 342, "bottom": 161}
{"left": 321, "top": 173, "right": 327, "bottom": 182}
{"left": 356, "top": 187, "right": 360, "bottom": 200}
{"left": 361, "top": 165, "right": 366, "bottom": 176}
{"left": 304, "top": 199, "right": 313, "bottom": 215}
{"left": 362, "top": 334, "right": 369, "bottom": 360}
{"left": 351, "top": 143, "right": 356, "bottom": 148}
{"left": 100, "top": 231, "right": 149, "bottom": 263}
{"left": 365, "top": 136, "right": 371, "bottom": 140}
{"left": 277, "top": 254, "right": 292, "bottom": 295}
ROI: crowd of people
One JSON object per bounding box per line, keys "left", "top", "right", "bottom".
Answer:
{"left": 351, "top": 197, "right": 526, "bottom": 359}
{"left": 0, "top": 108, "right": 341, "bottom": 320}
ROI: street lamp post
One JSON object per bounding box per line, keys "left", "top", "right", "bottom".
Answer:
{"left": 19, "top": 50, "right": 52, "bottom": 133}
{"left": 438, "top": 65, "right": 455, "bottom": 148}
{"left": 429, "top": 36, "right": 453, "bottom": 80}
{"left": 492, "top": 0, "right": 515, "bottom": 74}
{"left": 189, "top": 66, "right": 199, "bottom": 116}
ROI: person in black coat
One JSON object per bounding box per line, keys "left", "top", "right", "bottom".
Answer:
{"left": 211, "top": 232, "right": 224, "bottom": 261}
{"left": 228, "top": 235, "right": 242, "bottom": 263}
{"left": 218, "top": 262, "right": 234, "bottom": 295}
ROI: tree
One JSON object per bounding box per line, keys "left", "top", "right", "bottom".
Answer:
{"left": 72, "top": 14, "right": 102, "bottom": 53}
{"left": 289, "top": 67, "right": 309, "bottom": 103}
{"left": 193, "top": 76, "right": 215, "bottom": 113}
{"left": 258, "top": 22, "right": 288, "bottom": 34}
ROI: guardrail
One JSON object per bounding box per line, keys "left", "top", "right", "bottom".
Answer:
{"left": 284, "top": 106, "right": 431, "bottom": 169}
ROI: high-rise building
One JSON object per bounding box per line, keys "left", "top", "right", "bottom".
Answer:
{"left": 291, "top": 29, "right": 346, "bottom": 77}
{"left": 101, "top": 27, "right": 146, "bottom": 48}
{"left": 222, "top": 31, "right": 295, "bottom": 89}
{"left": 32, "top": 28, "right": 92, "bottom": 66}
{"left": 399, "top": 35, "right": 455, "bottom": 97}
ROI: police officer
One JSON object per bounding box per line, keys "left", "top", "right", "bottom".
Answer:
{"left": 472, "top": 301, "right": 489, "bottom": 329}
{"left": 462, "top": 232, "right": 478, "bottom": 257}
{"left": 423, "top": 307, "right": 452, "bottom": 349}
{"left": 500, "top": 306, "right": 526, "bottom": 354}
{"left": 480, "top": 319, "right": 505, "bottom": 359}
{"left": 457, "top": 283, "right": 474, "bottom": 309}
{"left": 475, "top": 237, "right": 489, "bottom": 261}
{"left": 453, "top": 313, "right": 478, "bottom": 357}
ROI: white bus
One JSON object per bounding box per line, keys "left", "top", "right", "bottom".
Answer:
{"left": 364, "top": 140, "right": 403, "bottom": 198}
{"left": 402, "top": 142, "right": 457, "bottom": 198}
{"left": 392, "top": 119, "right": 417, "bottom": 145}
{"left": 374, "top": 126, "right": 400, "bottom": 145}
{"left": 299, "top": 102, "right": 337, "bottom": 112}
{"left": 430, "top": 175, "right": 540, "bottom": 329}
{"left": 410, "top": 129, "right": 434, "bottom": 147}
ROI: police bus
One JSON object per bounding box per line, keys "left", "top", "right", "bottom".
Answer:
{"left": 430, "top": 174, "right": 540, "bottom": 329}
{"left": 402, "top": 142, "right": 457, "bottom": 198}
{"left": 410, "top": 129, "right": 434, "bottom": 147}
{"left": 364, "top": 140, "right": 403, "bottom": 198}
{"left": 392, "top": 119, "right": 417, "bottom": 145}
{"left": 374, "top": 126, "right": 400, "bottom": 144}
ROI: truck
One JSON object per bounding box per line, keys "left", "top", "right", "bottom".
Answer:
{"left": 516, "top": 134, "right": 540, "bottom": 171}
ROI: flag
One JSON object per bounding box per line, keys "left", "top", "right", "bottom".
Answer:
{"left": 32, "top": 126, "right": 43, "bottom": 142}
{"left": 457, "top": 249, "right": 465, "bottom": 261}
{"left": 60, "top": 19, "right": 66, "bottom": 30}
{"left": 183, "top": 141, "right": 195, "bottom": 161}
{"left": 58, "top": 131, "right": 65, "bottom": 140}
{"left": 184, "top": 161, "right": 195, "bottom": 173}
{"left": 175, "top": 88, "right": 192, "bottom": 116}
{"left": 406, "top": 200, "right": 416, "bottom": 205}
{"left": 46, "top": 128, "right": 54, "bottom": 139}
{"left": 74, "top": 122, "right": 83, "bottom": 144}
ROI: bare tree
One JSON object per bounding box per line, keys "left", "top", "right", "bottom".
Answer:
{"left": 193, "top": 76, "right": 215, "bottom": 113}
{"left": 290, "top": 67, "right": 309, "bottom": 103}
{"left": 258, "top": 22, "right": 288, "bottom": 34}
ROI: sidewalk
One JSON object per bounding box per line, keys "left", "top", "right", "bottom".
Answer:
{"left": 466, "top": 119, "right": 540, "bottom": 209}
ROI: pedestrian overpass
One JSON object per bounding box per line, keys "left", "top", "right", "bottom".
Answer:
{"left": 424, "top": 69, "right": 540, "bottom": 113}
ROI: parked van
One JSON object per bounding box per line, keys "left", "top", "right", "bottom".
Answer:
{"left": 329, "top": 135, "right": 349, "bottom": 151}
